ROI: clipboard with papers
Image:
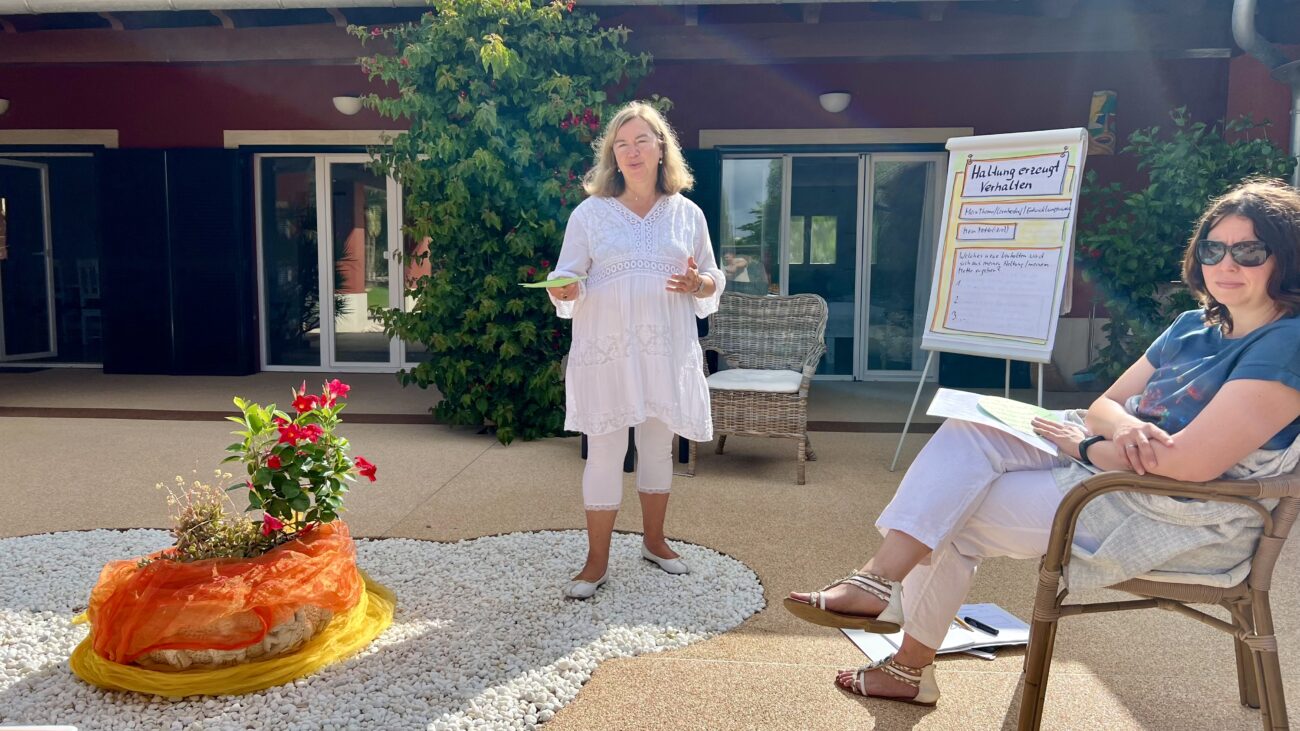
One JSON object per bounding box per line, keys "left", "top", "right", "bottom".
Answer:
{"left": 842, "top": 603, "right": 1030, "bottom": 661}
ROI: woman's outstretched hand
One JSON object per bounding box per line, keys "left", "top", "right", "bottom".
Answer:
{"left": 1031, "top": 417, "right": 1088, "bottom": 460}
{"left": 666, "top": 256, "right": 704, "bottom": 295}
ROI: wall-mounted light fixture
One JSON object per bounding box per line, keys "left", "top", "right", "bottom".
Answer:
{"left": 818, "top": 92, "right": 850, "bottom": 114}
{"left": 0, "top": 99, "right": 10, "bottom": 117}
{"left": 331, "top": 95, "right": 363, "bottom": 116}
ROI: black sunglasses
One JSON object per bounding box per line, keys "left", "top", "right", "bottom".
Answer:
{"left": 1195, "top": 239, "right": 1272, "bottom": 267}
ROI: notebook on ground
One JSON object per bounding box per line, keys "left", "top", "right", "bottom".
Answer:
{"left": 842, "top": 603, "right": 1030, "bottom": 661}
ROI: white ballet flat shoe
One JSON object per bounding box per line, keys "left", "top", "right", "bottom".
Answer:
{"left": 641, "top": 544, "right": 691, "bottom": 575}
{"left": 562, "top": 572, "right": 608, "bottom": 600}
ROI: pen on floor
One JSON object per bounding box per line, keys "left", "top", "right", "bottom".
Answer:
{"left": 952, "top": 616, "right": 975, "bottom": 632}
{"left": 962, "top": 616, "right": 1000, "bottom": 636}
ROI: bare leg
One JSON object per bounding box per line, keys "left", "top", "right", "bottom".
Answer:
{"left": 787, "top": 529, "right": 930, "bottom": 617}
{"left": 638, "top": 491, "right": 680, "bottom": 559}
{"left": 574, "top": 509, "right": 618, "bottom": 582}
{"left": 835, "top": 634, "right": 938, "bottom": 699}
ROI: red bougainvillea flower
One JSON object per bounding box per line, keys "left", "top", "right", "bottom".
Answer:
{"left": 541, "top": 259, "right": 551, "bottom": 269}
{"left": 325, "top": 379, "right": 351, "bottom": 400}
{"left": 267, "top": 455, "right": 282, "bottom": 469}
{"left": 300, "top": 423, "right": 325, "bottom": 443}
{"left": 293, "top": 393, "right": 319, "bottom": 414}
{"left": 273, "top": 416, "right": 289, "bottom": 427}
{"left": 261, "top": 514, "right": 285, "bottom": 536}
{"left": 354, "top": 456, "right": 378, "bottom": 482}
{"left": 370, "top": 27, "right": 383, "bottom": 37}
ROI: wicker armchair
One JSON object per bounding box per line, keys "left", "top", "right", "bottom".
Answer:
{"left": 1018, "top": 467, "right": 1300, "bottom": 730}
{"left": 687, "top": 292, "right": 828, "bottom": 485}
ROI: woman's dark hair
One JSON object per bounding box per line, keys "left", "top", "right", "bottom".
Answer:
{"left": 1181, "top": 178, "right": 1300, "bottom": 333}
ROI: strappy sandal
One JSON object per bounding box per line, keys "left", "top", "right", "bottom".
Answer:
{"left": 783, "top": 571, "right": 904, "bottom": 633}
{"left": 840, "top": 654, "right": 940, "bottom": 707}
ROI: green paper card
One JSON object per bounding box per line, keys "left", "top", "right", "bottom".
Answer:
{"left": 519, "top": 275, "right": 586, "bottom": 289}
{"left": 976, "top": 396, "right": 1059, "bottom": 436}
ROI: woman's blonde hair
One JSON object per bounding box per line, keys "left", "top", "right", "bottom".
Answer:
{"left": 583, "top": 101, "right": 693, "bottom": 198}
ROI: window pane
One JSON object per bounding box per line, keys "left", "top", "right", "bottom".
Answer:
{"left": 866, "top": 160, "right": 935, "bottom": 371}
{"left": 788, "top": 156, "right": 857, "bottom": 375}
{"left": 789, "top": 216, "right": 805, "bottom": 265}
{"left": 330, "top": 162, "right": 390, "bottom": 363}
{"left": 720, "top": 158, "right": 781, "bottom": 296}
{"left": 811, "top": 216, "right": 837, "bottom": 264}
{"left": 260, "top": 157, "right": 320, "bottom": 367}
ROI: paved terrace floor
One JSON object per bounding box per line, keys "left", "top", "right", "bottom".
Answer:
{"left": 1, "top": 368, "right": 1296, "bottom": 730}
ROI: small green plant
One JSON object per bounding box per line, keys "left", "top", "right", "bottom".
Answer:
{"left": 142, "top": 472, "right": 271, "bottom": 565}
{"left": 355, "top": 0, "right": 658, "bottom": 443}
{"left": 1076, "top": 107, "right": 1294, "bottom": 383}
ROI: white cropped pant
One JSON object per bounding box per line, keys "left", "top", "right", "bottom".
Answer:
{"left": 876, "top": 419, "right": 1100, "bottom": 649}
{"left": 583, "top": 418, "right": 675, "bottom": 511}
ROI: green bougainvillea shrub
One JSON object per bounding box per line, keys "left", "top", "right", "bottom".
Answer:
{"left": 1076, "top": 107, "right": 1293, "bottom": 384}
{"left": 355, "top": 0, "right": 661, "bottom": 444}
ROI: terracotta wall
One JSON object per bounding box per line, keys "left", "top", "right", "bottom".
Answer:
{"left": 4, "top": 48, "right": 1293, "bottom": 318}
{"left": 0, "top": 65, "right": 397, "bottom": 148}
{"left": 1226, "top": 43, "right": 1299, "bottom": 153}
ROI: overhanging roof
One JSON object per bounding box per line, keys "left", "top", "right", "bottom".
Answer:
{"left": 0, "top": 0, "right": 991, "bottom": 10}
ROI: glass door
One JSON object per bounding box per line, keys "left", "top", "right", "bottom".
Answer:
{"left": 786, "top": 156, "right": 859, "bottom": 376}
{"left": 860, "top": 154, "right": 945, "bottom": 377}
{"left": 324, "top": 158, "right": 396, "bottom": 366}
{"left": 0, "top": 159, "right": 56, "bottom": 361}
{"left": 257, "top": 154, "right": 404, "bottom": 371}
{"left": 719, "top": 158, "right": 783, "bottom": 296}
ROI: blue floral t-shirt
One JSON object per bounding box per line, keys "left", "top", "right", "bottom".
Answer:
{"left": 1131, "top": 309, "right": 1300, "bottom": 450}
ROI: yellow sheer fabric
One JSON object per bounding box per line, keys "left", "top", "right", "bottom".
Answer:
{"left": 69, "top": 573, "right": 394, "bottom": 696}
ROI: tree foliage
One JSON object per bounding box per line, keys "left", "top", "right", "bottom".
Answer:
{"left": 1076, "top": 107, "right": 1294, "bottom": 384}
{"left": 355, "top": 0, "right": 654, "bottom": 443}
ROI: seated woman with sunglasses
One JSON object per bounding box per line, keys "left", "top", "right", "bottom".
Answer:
{"left": 785, "top": 178, "right": 1300, "bottom": 706}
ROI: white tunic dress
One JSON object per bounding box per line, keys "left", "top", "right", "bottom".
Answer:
{"left": 549, "top": 194, "right": 724, "bottom": 441}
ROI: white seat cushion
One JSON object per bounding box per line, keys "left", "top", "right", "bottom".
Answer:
{"left": 706, "top": 368, "right": 802, "bottom": 394}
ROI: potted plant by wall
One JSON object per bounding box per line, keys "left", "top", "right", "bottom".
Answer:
{"left": 70, "top": 380, "right": 389, "bottom": 694}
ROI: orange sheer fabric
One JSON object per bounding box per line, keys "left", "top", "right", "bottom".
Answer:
{"left": 87, "top": 521, "right": 362, "bottom": 665}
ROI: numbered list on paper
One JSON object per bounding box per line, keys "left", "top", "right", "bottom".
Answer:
{"left": 943, "top": 248, "right": 1059, "bottom": 341}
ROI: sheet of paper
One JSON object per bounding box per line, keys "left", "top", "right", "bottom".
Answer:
{"left": 926, "top": 388, "right": 1058, "bottom": 456}
{"left": 842, "top": 603, "right": 1031, "bottom": 660}
{"left": 519, "top": 275, "right": 586, "bottom": 289}
{"left": 941, "top": 248, "right": 1060, "bottom": 341}
{"left": 977, "top": 395, "right": 1059, "bottom": 436}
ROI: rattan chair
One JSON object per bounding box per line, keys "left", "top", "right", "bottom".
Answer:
{"left": 1018, "top": 467, "right": 1300, "bottom": 730}
{"left": 687, "top": 292, "right": 828, "bottom": 484}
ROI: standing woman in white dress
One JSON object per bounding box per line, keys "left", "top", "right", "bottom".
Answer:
{"left": 545, "top": 101, "right": 725, "bottom": 599}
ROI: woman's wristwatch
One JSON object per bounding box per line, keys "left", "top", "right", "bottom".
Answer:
{"left": 1078, "top": 434, "right": 1106, "bottom": 466}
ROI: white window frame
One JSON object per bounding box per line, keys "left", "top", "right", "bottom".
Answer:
{"left": 254, "top": 152, "right": 418, "bottom": 373}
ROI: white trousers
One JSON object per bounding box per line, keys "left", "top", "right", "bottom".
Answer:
{"left": 583, "top": 418, "right": 675, "bottom": 511}
{"left": 876, "top": 419, "right": 1100, "bottom": 649}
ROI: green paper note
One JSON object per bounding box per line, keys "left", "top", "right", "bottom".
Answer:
{"left": 976, "top": 396, "right": 1059, "bottom": 436}
{"left": 519, "top": 275, "right": 586, "bottom": 289}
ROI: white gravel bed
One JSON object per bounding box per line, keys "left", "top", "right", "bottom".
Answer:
{"left": 0, "top": 529, "right": 764, "bottom": 731}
